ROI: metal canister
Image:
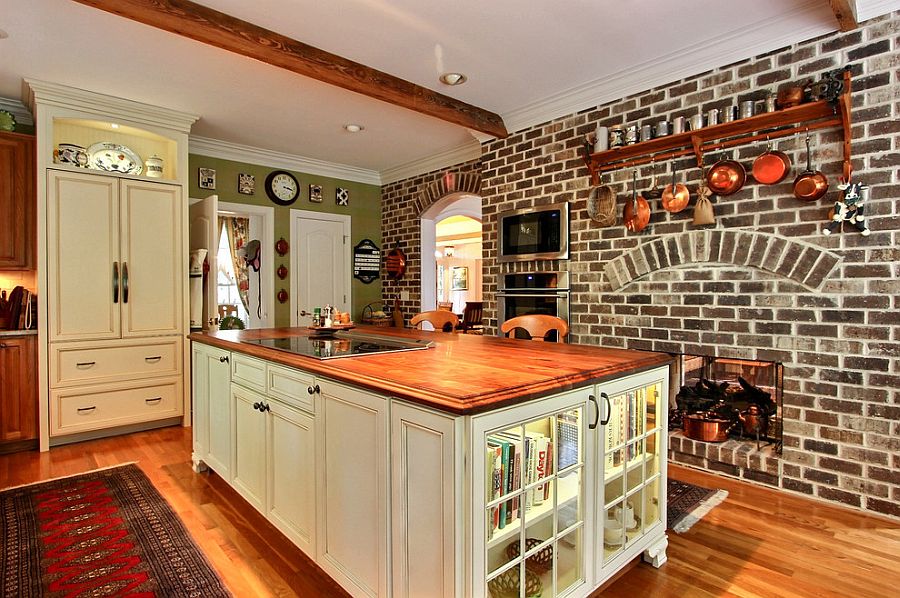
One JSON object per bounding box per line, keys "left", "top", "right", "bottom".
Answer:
{"left": 594, "top": 125, "right": 609, "bottom": 152}
{"left": 688, "top": 114, "right": 704, "bottom": 131}
{"left": 722, "top": 106, "right": 737, "bottom": 123}
{"left": 672, "top": 116, "right": 686, "bottom": 134}
{"left": 640, "top": 124, "right": 654, "bottom": 142}
{"left": 608, "top": 125, "right": 626, "bottom": 148}
{"left": 656, "top": 120, "right": 672, "bottom": 137}
{"left": 765, "top": 94, "right": 777, "bottom": 113}
{"left": 740, "top": 100, "right": 755, "bottom": 119}
{"left": 625, "top": 124, "right": 639, "bottom": 145}
{"left": 706, "top": 108, "right": 719, "bottom": 127}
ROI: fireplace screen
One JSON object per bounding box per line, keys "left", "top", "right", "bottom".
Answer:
{"left": 672, "top": 355, "right": 783, "bottom": 451}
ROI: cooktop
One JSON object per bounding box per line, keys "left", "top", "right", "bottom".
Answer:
{"left": 247, "top": 332, "right": 434, "bottom": 360}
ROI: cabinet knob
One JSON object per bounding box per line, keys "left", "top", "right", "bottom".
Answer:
{"left": 219, "top": 355, "right": 229, "bottom": 363}
{"left": 307, "top": 384, "right": 320, "bottom": 395}
{"left": 253, "top": 402, "right": 261, "bottom": 411}
{"left": 262, "top": 402, "right": 270, "bottom": 412}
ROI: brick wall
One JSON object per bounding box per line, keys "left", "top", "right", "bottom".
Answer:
{"left": 383, "top": 13, "right": 899, "bottom": 518}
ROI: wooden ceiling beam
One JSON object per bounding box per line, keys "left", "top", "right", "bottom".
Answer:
{"left": 71, "top": 0, "right": 508, "bottom": 138}
{"left": 828, "top": 0, "right": 859, "bottom": 31}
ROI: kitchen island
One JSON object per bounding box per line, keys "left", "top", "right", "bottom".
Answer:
{"left": 190, "top": 326, "right": 672, "bottom": 598}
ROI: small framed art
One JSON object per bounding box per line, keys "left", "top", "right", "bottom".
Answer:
{"left": 336, "top": 187, "right": 349, "bottom": 206}
{"left": 309, "top": 184, "right": 323, "bottom": 203}
{"left": 451, "top": 266, "right": 468, "bottom": 291}
{"left": 238, "top": 173, "right": 255, "bottom": 195}
{"left": 199, "top": 167, "right": 216, "bottom": 190}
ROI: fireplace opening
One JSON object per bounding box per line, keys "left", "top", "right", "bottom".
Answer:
{"left": 671, "top": 355, "right": 783, "bottom": 453}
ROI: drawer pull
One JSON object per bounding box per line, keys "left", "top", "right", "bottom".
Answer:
{"left": 76, "top": 361, "right": 96, "bottom": 368}
{"left": 219, "top": 356, "right": 229, "bottom": 363}
{"left": 144, "top": 356, "right": 163, "bottom": 362}
{"left": 145, "top": 397, "right": 163, "bottom": 404}
{"left": 77, "top": 406, "right": 97, "bottom": 413}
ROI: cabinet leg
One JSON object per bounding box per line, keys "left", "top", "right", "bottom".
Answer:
{"left": 642, "top": 534, "right": 668, "bottom": 568}
{"left": 191, "top": 455, "right": 208, "bottom": 473}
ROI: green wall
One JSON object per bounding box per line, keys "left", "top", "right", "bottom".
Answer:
{"left": 188, "top": 154, "right": 382, "bottom": 327}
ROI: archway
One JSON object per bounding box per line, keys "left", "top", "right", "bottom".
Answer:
{"left": 420, "top": 193, "right": 482, "bottom": 312}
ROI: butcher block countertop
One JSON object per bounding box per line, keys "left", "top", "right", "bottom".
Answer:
{"left": 190, "top": 326, "right": 672, "bottom": 415}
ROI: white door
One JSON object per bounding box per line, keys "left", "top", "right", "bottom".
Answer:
{"left": 46, "top": 170, "right": 120, "bottom": 342}
{"left": 291, "top": 211, "right": 349, "bottom": 323}
{"left": 189, "top": 195, "right": 218, "bottom": 330}
{"left": 120, "top": 180, "right": 183, "bottom": 337}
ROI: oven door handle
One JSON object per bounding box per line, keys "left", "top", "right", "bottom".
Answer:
{"left": 497, "top": 292, "right": 569, "bottom": 298}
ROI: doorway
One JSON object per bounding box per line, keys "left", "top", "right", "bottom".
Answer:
{"left": 217, "top": 202, "right": 274, "bottom": 328}
{"left": 290, "top": 209, "right": 351, "bottom": 325}
{"left": 420, "top": 193, "right": 482, "bottom": 312}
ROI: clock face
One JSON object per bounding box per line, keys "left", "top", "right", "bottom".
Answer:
{"left": 265, "top": 171, "right": 300, "bottom": 205}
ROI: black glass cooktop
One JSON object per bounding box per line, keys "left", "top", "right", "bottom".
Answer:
{"left": 248, "top": 332, "right": 434, "bottom": 360}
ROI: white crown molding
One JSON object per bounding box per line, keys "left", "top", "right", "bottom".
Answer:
{"left": 856, "top": 0, "right": 900, "bottom": 21}
{"left": 190, "top": 135, "right": 381, "bottom": 186}
{"left": 380, "top": 139, "right": 482, "bottom": 185}
{"left": 23, "top": 79, "right": 199, "bottom": 133}
{"left": 0, "top": 97, "right": 33, "bottom": 126}
{"left": 502, "top": 0, "right": 835, "bottom": 135}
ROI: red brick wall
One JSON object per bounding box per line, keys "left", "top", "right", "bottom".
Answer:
{"left": 383, "top": 14, "right": 899, "bottom": 518}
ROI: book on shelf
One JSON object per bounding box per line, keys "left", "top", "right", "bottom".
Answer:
{"left": 486, "top": 442, "right": 502, "bottom": 538}
{"left": 556, "top": 411, "right": 579, "bottom": 470}
{"left": 493, "top": 432, "right": 522, "bottom": 524}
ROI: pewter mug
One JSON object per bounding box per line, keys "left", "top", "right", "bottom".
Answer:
{"left": 656, "top": 120, "right": 671, "bottom": 136}
{"left": 640, "top": 124, "right": 654, "bottom": 142}
{"left": 688, "top": 114, "right": 704, "bottom": 131}
{"left": 672, "top": 116, "right": 686, "bottom": 134}
{"left": 625, "top": 124, "right": 639, "bottom": 145}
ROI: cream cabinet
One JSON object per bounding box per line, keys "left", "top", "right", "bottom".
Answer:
{"left": 231, "top": 383, "right": 268, "bottom": 511}
{"left": 191, "top": 342, "right": 232, "bottom": 476}
{"left": 47, "top": 170, "right": 182, "bottom": 342}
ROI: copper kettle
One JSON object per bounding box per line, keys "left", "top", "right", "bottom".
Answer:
{"left": 661, "top": 162, "right": 690, "bottom": 213}
{"left": 737, "top": 405, "right": 768, "bottom": 435}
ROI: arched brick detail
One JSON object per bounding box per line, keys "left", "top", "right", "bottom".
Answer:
{"left": 604, "top": 231, "right": 842, "bottom": 291}
{"left": 415, "top": 170, "right": 481, "bottom": 216}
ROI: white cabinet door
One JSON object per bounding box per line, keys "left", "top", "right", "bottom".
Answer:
{"left": 231, "top": 384, "right": 267, "bottom": 512}
{"left": 191, "top": 343, "right": 231, "bottom": 475}
{"left": 317, "top": 380, "right": 388, "bottom": 598}
{"left": 120, "top": 180, "right": 183, "bottom": 337}
{"left": 191, "top": 344, "right": 210, "bottom": 470}
{"left": 47, "top": 170, "right": 120, "bottom": 342}
{"left": 391, "top": 401, "right": 461, "bottom": 598}
{"left": 267, "top": 399, "right": 316, "bottom": 559}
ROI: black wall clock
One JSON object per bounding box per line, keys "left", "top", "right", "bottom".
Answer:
{"left": 264, "top": 170, "right": 300, "bottom": 206}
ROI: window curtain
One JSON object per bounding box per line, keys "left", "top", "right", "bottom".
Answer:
{"left": 220, "top": 216, "right": 250, "bottom": 314}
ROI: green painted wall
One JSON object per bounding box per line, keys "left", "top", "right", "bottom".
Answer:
{"left": 188, "top": 154, "right": 382, "bottom": 327}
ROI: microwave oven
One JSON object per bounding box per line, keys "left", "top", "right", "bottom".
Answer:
{"left": 498, "top": 202, "right": 569, "bottom": 262}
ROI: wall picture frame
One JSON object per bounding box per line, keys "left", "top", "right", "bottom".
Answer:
{"left": 238, "top": 173, "right": 255, "bottom": 195}
{"left": 309, "top": 184, "right": 323, "bottom": 203}
{"left": 199, "top": 167, "right": 216, "bottom": 190}
{"left": 451, "top": 266, "right": 468, "bottom": 291}
{"left": 336, "top": 187, "right": 349, "bottom": 206}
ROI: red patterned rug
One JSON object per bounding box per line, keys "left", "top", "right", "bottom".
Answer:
{"left": 0, "top": 464, "right": 230, "bottom": 597}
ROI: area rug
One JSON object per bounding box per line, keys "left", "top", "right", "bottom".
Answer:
{"left": 667, "top": 478, "right": 728, "bottom": 533}
{"left": 0, "top": 464, "right": 230, "bottom": 597}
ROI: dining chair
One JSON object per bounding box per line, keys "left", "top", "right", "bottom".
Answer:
{"left": 218, "top": 304, "right": 238, "bottom": 320}
{"left": 437, "top": 301, "right": 454, "bottom": 311}
{"left": 500, "top": 314, "right": 569, "bottom": 342}
{"left": 458, "top": 301, "right": 484, "bottom": 334}
{"left": 410, "top": 310, "right": 459, "bottom": 333}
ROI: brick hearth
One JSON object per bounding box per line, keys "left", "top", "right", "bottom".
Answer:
{"left": 382, "top": 14, "right": 899, "bottom": 518}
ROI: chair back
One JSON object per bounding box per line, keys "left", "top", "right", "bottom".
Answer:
{"left": 460, "top": 301, "right": 484, "bottom": 333}
{"left": 218, "top": 304, "right": 238, "bottom": 320}
{"left": 437, "top": 301, "right": 454, "bottom": 312}
{"left": 500, "top": 314, "right": 568, "bottom": 342}
{"left": 410, "top": 310, "right": 459, "bottom": 333}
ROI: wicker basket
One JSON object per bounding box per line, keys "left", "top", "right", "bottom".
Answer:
{"left": 506, "top": 538, "right": 553, "bottom": 573}
{"left": 361, "top": 301, "right": 394, "bottom": 327}
{"left": 487, "top": 567, "right": 543, "bottom": 598}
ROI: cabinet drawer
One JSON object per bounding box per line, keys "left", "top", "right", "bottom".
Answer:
{"left": 51, "top": 338, "right": 181, "bottom": 388}
{"left": 232, "top": 353, "right": 267, "bottom": 393}
{"left": 50, "top": 377, "right": 182, "bottom": 436}
{"left": 267, "top": 364, "right": 315, "bottom": 414}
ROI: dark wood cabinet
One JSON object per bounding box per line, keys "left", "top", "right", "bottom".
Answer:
{"left": 0, "top": 335, "right": 38, "bottom": 452}
{"left": 0, "top": 132, "right": 36, "bottom": 269}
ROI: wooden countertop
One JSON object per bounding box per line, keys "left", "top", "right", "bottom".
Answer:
{"left": 189, "top": 327, "right": 672, "bottom": 415}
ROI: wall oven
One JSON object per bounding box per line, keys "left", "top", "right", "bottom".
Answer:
{"left": 498, "top": 202, "right": 569, "bottom": 262}
{"left": 497, "top": 271, "right": 570, "bottom": 342}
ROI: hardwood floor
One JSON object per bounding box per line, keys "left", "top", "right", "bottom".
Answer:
{"left": 1, "top": 426, "right": 897, "bottom": 597}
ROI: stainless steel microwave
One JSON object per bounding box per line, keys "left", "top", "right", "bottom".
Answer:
{"left": 498, "top": 202, "right": 569, "bottom": 262}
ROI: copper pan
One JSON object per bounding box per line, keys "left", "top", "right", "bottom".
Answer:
{"left": 661, "top": 162, "right": 690, "bottom": 213}
{"left": 793, "top": 132, "right": 828, "bottom": 201}
{"left": 706, "top": 152, "right": 746, "bottom": 196}
{"left": 683, "top": 413, "right": 733, "bottom": 442}
{"left": 753, "top": 139, "right": 791, "bottom": 185}
{"left": 624, "top": 171, "right": 650, "bottom": 233}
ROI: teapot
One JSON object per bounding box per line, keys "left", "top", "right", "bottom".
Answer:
{"left": 737, "top": 404, "right": 768, "bottom": 435}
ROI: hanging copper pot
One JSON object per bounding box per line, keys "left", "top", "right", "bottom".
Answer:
{"left": 661, "top": 162, "right": 690, "bottom": 213}
{"left": 624, "top": 171, "right": 650, "bottom": 233}
{"left": 644, "top": 161, "right": 663, "bottom": 200}
{"left": 752, "top": 139, "right": 791, "bottom": 185}
{"left": 706, "top": 152, "right": 746, "bottom": 196}
{"left": 793, "top": 132, "right": 828, "bottom": 201}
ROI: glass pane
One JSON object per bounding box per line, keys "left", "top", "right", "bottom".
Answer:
{"left": 603, "top": 503, "right": 627, "bottom": 561}
{"left": 604, "top": 449, "right": 626, "bottom": 504}
{"left": 556, "top": 408, "right": 581, "bottom": 472}
{"left": 624, "top": 490, "right": 643, "bottom": 542}
{"left": 626, "top": 445, "right": 643, "bottom": 495}
{"left": 487, "top": 562, "right": 524, "bottom": 598}
{"left": 646, "top": 382, "right": 660, "bottom": 432}
{"left": 525, "top": 477, "right": 555, "bottom": 545}
{"left": 522, "top": 418, "right": 554, "bottom": 518}
{"left": 607, "top": 394, "right": 627, "bottom": 450}
{"left": 556, "top": 527, "right": 583, "bottom": 596}
{"left": 557, "top": 469, "right": 582, "bottom": 534}
{"left": 487, "top": 426, "right": 525, "bottom": 541}
{"left": 487, "top": 507, "right": 519, "bottom": 576}
{"left": 646, "top": 432, "right": 661, "bottom": 478}
{"left": 644, "top": 477, "right": 661, "bottom": 528}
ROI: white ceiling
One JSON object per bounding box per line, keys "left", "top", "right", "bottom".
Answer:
{"left": 0, "top": 0, "right": 893, "bottom": 182}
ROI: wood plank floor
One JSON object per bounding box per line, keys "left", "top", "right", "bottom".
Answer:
{"left": 1, "top": 426, "right": 897, "bottom": 597}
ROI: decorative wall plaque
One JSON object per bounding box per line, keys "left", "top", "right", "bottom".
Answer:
{"left": 353, "top": 239, "right": 380, "bottom": 284}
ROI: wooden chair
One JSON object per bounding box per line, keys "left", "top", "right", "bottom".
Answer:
{"left": 458, "top": 301, "right": 484, "bottom": 334}
{"left": 410, "top": 310, "right": 459, "bottom": 333}
{"left": 217, "top": 304, "right": 238, "bottom": 320}
{"left": 500, "top": 314, "right": 569, "bottom": 342}
{"left": 437, "top": 301, "right": 454, "bottom": 311}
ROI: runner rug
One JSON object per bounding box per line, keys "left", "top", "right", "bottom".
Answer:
{"left": 667, "top": 478, "right": 728, "bottom": 533}
{"left": 0, "top": 464, "right": 230, "bottom": 597}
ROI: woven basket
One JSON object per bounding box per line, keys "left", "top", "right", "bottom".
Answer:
{"left": 487, "top": 567, "right": 543, "bottom": 598}
{"left": 361, "top": 301, "right": 394, "bottom": 327}
{"left": 506, "top": 537, "right": 554, "bottom": 573}
{"left": 588, "top": 185, "right": 617, "bottom": 227}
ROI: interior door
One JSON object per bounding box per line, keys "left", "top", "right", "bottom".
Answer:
{"left": 294, "top": 214, "right": 348, "bottom": 319}
{"left": 189, "top": 195, "right": 218, "bottom": 330}
{"left": 120, "top": 180, "right": 183, "bottom": 337}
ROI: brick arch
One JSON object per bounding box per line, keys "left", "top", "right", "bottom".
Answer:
{"left": 414, "top": 170, "right": 481, "bottom": 216}
{"left": 604, "top": 230, "right": 842, "bottom": 291}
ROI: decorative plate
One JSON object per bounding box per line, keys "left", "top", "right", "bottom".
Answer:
{"left": 87, "top": 142, "right": 143, "bottom": 174}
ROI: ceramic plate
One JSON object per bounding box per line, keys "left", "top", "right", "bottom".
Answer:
{"left": 87, "top": 142, "right": 143, "bottom": 175}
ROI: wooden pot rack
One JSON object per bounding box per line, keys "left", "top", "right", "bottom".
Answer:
{"left": 584, "top": 70, "right": 853, "bottom": 185}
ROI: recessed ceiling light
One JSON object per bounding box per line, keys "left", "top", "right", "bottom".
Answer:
{"left": 439, "top": 72, "right": 467, "bottom": 86}
{"left": 343, "top": 123, "right": 364, "bottom": 133}
{"left": 110, "top": 123, "right": 119, "bottom": 129}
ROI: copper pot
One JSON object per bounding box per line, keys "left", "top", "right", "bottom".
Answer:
{"left": 706, "top": 153, "right": 746, "bottom": 196}
{"left": 661, "top": 162, "right": 690, "bottom": 213}
{"left": 777, "top": 86, "right": 805, "bottom": 108}
{"left": 683, "top": 413, "right": 732, "bottom": 442}
{"left": 793, "top": 133, "right": 828, "bottom": 201}
{"left": 752, "top": 141, "right": 791, "bottom": 185}
{"left": 624, "top": 171, "right": 650, "bottom": 232}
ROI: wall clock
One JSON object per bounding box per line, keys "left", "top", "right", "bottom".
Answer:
{"left": 265, "top": 170, "right": 300, "bottom": 206}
